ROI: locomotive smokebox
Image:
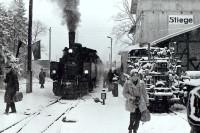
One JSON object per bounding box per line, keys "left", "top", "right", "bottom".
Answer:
{"left": 69, "top": 31, "right": 75, "bottom": 48}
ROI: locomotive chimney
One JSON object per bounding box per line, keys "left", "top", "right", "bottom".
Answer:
{"left": 69, "top": 31, "right": 75, "bottom": 48}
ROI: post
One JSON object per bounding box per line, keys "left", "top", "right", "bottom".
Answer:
{"left": 186, "top": 33, "right": 190, "bottom": 70}
{"left": 107, "top": 36, "right": 112, "bottom": 70}
{"left": 49, "top": 27, "right": 51, "bottom": 62}
{"left": 26, "top": 0, "right": 33, "bottom": 93}
{"left": 148, "top": 43, "right": 150, "bottom": 61}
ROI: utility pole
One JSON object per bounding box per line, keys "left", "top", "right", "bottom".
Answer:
{"left": 49, "top": 27, "right": 51, "bottom": 62}
{"left": 107, "top": 36, "right": 112, "bottom": 70}
{"left": 26, "top": 0, "right": 33, "bottom": 93}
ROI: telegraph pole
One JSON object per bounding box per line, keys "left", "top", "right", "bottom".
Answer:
{"left": 49, "top": 27, "right": 51, "bottom": 62}
{"left": 26, "top": 0, "right": 33, "bottom": 93}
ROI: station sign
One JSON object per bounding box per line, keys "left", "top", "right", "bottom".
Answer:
{"left": 168, "top": 15, "right": 193, "bottom": 25}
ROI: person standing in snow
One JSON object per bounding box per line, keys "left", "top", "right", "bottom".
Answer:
{"left": 123, "top": 69, "right": 149, "bottom": 133}
{"left": 103, "top": 70, "right": 108, "bottom": 88}
{"left": 4, "top": 64, "right": 19, "bottom": 114}
{"left": 107, "top": 69, "right": 113, "bottom": 91}
{"left": 39, "top": 68, "right": 46, "bottom": 88}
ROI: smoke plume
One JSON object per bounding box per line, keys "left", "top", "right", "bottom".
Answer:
{"left": 56, "top": 0, "right": 81, "bottom": 31}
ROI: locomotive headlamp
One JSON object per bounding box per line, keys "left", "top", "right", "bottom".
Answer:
{"left": 52, "top": 70, "right": 56, "bottom": 74}
{"left": 84, "top": 70, "right": 89, "bottom": 74}
{"left": 68, "top": 49, "right": 73, "bottom": 53}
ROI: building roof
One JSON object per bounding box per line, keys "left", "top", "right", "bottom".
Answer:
{"left": 150, "top": 23, "right": 200, "bottom": 46}
{"left": 118, "top": 43, "right": 147, "bottom": 54}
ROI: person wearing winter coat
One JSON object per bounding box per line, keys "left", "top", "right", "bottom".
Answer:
{"left": 103, "top": 70, "right": 108, "bottom": 88}
{"left": 123, "top": 69, "right": 149, "bottom": 133}
{"left": 4, "top": 65, "right": 19, "bottom": 114}
{"left": 107, "top": 69, "right": 113, "bottom": 91}
{"left": 39, "top": 68, "right": 46, "bottom": 88}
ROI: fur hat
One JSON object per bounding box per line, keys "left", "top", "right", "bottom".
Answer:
{"left": 130, "top": 69, "right": 138, "bottom": 76}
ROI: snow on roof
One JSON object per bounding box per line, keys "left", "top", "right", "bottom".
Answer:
{"left": 118, "top": 43, "right": 147, "bottom": 54}
{"left": 183, "top": 71, "right": 200, "bottom": 87}
{"left": 151, "top": 23, "right": 200, "bottom": 46}
{"left": 156, "top": 59, "right": 168, "bottom": 62}
{"left": 186, "top": 71, "right": 200, "bottom": 77}
{"left": 154, "top": 92, "right": 173, "bottom": 96}
{"left": 184, "top": 79, "right": 200, "bottom": 87}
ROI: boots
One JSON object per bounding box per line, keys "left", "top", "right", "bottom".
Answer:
{"left": 128, "top": 130, "right": 132, "bottom": 133}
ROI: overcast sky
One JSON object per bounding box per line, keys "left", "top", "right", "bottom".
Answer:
{"left": 0, "top": 0, "right": 124, "bottom": 63}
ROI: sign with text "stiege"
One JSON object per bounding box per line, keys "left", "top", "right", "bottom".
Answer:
{"left": 168, "top": 15, "right": 193, "bottom": 25}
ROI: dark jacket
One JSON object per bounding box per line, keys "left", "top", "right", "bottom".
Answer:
{"left": 107, "top": 70, "right": 113, "bottom": 83}
{"left": 39, "top": 71, "right": 46, "bottom": 84}
{"left": 4, "top": 69, "right": 19, "bottom": 103}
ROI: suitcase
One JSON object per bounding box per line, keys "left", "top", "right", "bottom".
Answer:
{"left": 13, "top": 92, "right": 23, "bottom": 102}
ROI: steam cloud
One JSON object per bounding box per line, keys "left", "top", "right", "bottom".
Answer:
{"left": 56, "top": 0, "right": 81, "bottom": 31}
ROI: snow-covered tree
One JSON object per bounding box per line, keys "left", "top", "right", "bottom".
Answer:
{"left": 0, "top": 0, "right": 28, "bottom": 76}
{"left": 0, "top": 3, "right": 10, "bottom": 47}
{"left": 112, "top": 0, "right": 137, "bottom": 45}
{"left": 7, "top": 0, "right": 28, "bottom": 76}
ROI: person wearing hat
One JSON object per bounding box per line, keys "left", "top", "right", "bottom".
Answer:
{"left": 39, "top": 68, "right": 46, "bottom": 88}
{"left": 107, "top": 69, "right": 114, "bottom": 91}
{"left": 4, "top": 64, "right": 19, "bottom": 114}
{"left": 123, "top": 69, "right": 149, "bottom": 133}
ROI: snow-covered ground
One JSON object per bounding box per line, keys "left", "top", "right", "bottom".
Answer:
{"left": 0, "top": 78, "right": 191, "bottom": 133}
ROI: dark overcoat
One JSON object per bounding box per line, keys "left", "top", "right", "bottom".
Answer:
{"left": 107, "top": 70, "right": 113, "bottom": 83}
{"left": 4, "top": 69, "right": 19, "bottom": 103}
{"left": 39, "top": 71, "right": 46, "bottom": 84}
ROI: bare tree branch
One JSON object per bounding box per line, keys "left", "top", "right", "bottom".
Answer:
{"left": 32, "top": 20, "right": 47, "bottom": 43}
{"left": 112, "top": 0, "right": 137, "bottom": 45}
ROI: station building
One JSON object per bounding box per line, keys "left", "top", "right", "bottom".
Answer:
{"left": 131, "top": 0, "right": 200, "bottom": 70}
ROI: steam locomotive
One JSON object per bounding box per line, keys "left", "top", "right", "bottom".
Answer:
{"left": 50, "top": 32, "right": 100, "bottom": 99}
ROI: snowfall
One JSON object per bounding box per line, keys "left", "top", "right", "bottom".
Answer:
{"left": 0, "top": 78, "right": 191, "bottom": 133}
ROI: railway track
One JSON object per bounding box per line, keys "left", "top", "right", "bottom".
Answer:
{"left": 0, "top": 98, "right": 80, "bottom": 133}
{"left": 0, "top": 98, "right": 60, "bottom": 133}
